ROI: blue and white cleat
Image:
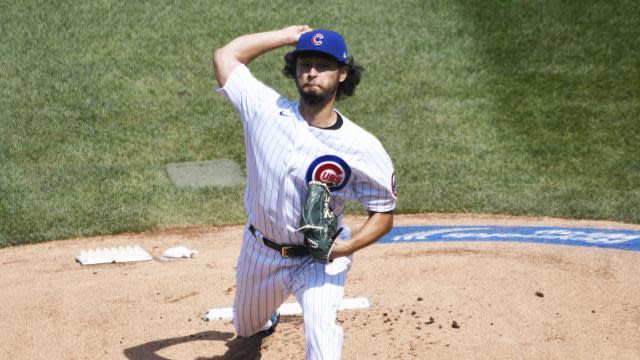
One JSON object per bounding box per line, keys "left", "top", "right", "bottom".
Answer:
{"left": 260, "top": 310, "right": 280, "bottom": 335}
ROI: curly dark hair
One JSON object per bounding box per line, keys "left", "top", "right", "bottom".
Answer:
{"left": 282, "top": 51, "right": 364, "bottom": 101}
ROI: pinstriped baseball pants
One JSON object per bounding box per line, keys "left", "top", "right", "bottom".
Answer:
{"left": 233, "top": 227, "right": 349, "bottom": 360}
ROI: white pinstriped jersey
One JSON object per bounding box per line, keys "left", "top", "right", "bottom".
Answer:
{"left": 217, "top": 64, "right": 396, "bottom": 245}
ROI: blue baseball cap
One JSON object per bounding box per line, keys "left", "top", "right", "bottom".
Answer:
{"left": 293, "top": 29, "right": 349, "bottom": 64}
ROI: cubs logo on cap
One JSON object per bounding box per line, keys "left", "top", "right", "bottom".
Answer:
{"left": 293, "top": 29, "right": 349, "bottom": 64}
{"left": 306, "top": 155, "right": 351, "bottom": 191}
{"left": 311, "top": 33, "right": 324, "bottom": 45}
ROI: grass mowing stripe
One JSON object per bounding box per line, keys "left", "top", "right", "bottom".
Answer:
{"left": 453, "top": 0, "right": 639, "bottom": 220}
{"left": 1, "top": 0, "right": 638, "bottom": 246}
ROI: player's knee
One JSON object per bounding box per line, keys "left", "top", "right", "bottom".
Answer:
{"left": 232, "top": 317, "right": 245, "bottom": 336}
{"left": 232, "top": 314, "right": 254, "bottom": 337}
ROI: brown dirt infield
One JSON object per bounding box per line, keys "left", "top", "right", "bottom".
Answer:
{"left": 1, "top": 213, "right": 639, "bottom": 359}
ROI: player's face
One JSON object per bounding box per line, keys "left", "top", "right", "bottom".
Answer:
{"left": 295, "top": 53, "right": 347, "bottom": 105}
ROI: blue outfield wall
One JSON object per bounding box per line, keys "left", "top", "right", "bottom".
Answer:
{"left": 378, "top": 226, "right": 640, "bottom": 252}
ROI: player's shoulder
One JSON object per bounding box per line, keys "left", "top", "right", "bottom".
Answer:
{"left": 339, "top": 113, "right": 387, "bottom": 149}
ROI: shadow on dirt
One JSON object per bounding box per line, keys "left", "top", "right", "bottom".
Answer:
{"left": 123, "top": 330, "right": 264, "bottom": 359}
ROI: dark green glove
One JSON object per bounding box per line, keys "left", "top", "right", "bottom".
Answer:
{"left": 298, "top": 181, "right": 343, "bottom": 263}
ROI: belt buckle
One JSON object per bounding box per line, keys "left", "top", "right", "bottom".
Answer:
{"left": 280, "top": 246, "right": 290, "bottom": 257}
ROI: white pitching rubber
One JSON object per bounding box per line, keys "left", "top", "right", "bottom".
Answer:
{"left": 204, "top": 297, "right": 371, "bottom": 321}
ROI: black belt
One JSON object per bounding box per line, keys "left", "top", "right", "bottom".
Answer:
{"left": 249, "top": 225, "right": 309, "bottom": 258}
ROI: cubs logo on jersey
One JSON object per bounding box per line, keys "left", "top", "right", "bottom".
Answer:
{"left": 305, "top": 155, "right": 351, "bottom": 192}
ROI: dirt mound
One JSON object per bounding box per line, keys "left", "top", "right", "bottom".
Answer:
{"left": 1, "top": 214, "right": 639, "bottom": 359}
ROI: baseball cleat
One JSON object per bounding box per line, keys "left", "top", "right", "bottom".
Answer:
{"left": 260, "top": 310, "right": 280, "bottom": 335}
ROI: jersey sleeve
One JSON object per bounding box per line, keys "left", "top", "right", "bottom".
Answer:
{"left": 353, "top": 139, "right": 397, "bottom": 212}
{"left": 216, "top": 64, "right": 281, "bottom": 124}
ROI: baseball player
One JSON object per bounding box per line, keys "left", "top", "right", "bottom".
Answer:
{"left": 213, "top": 25, "right": 397, "bottom": 359}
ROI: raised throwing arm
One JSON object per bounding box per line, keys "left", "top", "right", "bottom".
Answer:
{"left": 213, "top": 25, "right": 311, "bottom": 86}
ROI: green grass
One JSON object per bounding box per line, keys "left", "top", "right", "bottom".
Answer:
{"left": 1, "top": 0, "right": 639, "bottom": 246}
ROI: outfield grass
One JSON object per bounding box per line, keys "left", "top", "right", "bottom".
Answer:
{"left": 1, "top": 0, "right": 639, "bottom": 246}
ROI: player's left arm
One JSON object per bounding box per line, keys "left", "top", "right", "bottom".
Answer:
{"left": 330, "top": 134, "right": 396, "bottom": 260}
{"left": 329, "top": 210, "right": 393, "bottom": 260}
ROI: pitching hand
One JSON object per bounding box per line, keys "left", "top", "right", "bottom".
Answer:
{"left": 281, "top": 25, "right": 312, "bottom": 46}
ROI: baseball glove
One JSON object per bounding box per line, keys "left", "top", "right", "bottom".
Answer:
{"left": 298, "top": 181, "right": 343, "bottom": 263}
